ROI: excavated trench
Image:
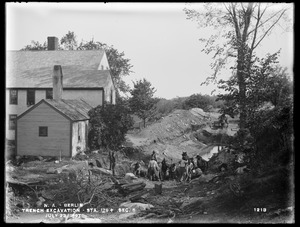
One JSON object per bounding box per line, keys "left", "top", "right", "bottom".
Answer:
{"left": 6, "top": 109, "right": 293, "bottom": 223}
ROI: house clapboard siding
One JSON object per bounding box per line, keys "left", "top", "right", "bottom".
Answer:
{"left": 6, "top": 47, "right": 116, "bottom": 141}
{"left": 6, "top": 88, "right": 105, "bottom": 140}
{"left": 17, "top": 102, "right": 71, "bottom": 157}
{"left": 8, "top": 37, "right": 116, "bottom": 157}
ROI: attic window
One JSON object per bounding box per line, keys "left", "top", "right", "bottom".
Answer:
{"left": 39, "top": 126, "right": 48, "bottom": 137}
{"left": 101, "top": 65, "right": 104, "bottom": 70}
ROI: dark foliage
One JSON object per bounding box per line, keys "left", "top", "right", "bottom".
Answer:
{"left": 88, "top": 102, "right": 134, "bottom": 150}
{"left": 129, "top": 78, "right": 156, "bottom": 127}
{"left": 182, "top": 93, "right": 224, "bottom": 111}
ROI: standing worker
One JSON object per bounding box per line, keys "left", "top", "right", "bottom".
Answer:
{"left": 178, "top": 158, "right": 188, "bottom": 182}
{"left": 151, "top": 150, "right": 157, "bottom": 161}
{"left": 109, "top": 149, "right": 116, "bottom": 176}
{"left": 148, "top": 158, "right": 160, "bottom": 181}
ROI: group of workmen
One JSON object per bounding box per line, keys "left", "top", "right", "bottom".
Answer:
{"left": 133, "top": 151, "right": 208, "bottom": 182}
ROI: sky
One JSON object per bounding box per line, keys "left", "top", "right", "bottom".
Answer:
{"left": 6, "top": 2, "right": 294, "bottom": 99}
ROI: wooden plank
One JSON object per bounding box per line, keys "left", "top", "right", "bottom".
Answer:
{"left": 89, "top": 167, "right": 112, "bottom": 176}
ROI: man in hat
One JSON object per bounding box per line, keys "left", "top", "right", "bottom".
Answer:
{"left": 151, "top": 150, "right": 157, "bottom": 162}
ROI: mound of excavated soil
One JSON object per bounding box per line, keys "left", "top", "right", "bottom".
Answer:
{"left": 126, "top": 109, "right": 213, "bottom": 162}
{"left": 126, "top": 108, "right": 239, "bottom": 163}
{"left": 137, "top": 109, "right": 211, "bottom": 141}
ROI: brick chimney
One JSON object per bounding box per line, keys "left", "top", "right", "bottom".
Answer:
{"left": 47, "top": 37, "right": 59, "bottom": 50}
{"left": 53, "top": 65, "right": 63, "bottom": 100}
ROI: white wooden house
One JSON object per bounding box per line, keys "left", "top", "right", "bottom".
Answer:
{"left": 16, "top": 64, "right": 94, "bottom": 157}
{"left": 6, "top": 36, "right": 116, "bottom": 141}
{"left": 16, "top": 98, "right": 92, "bottom": 157}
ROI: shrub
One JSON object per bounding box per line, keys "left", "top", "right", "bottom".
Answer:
{"left": 88, "top": 103, "right": 133, "bottom": 150}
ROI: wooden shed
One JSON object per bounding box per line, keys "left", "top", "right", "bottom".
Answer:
{"left": 16, "top": 99, "right": 92, "bottom": 157}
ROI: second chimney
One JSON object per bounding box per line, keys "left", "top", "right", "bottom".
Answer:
{"left": 48, "top": 37, "right": 59, "bottom": 50}
{"left": 53, "top": 65, "right": 63, "bottom": 100}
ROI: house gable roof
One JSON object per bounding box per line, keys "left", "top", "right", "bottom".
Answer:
{"left": 6, "top": 50, "right": 112, "bottom": 88}
{"left": 46, "top": 99, "right": 92, "bottom": 121}
{"left": 17, "top": 99, "right": 93, "bottom": 122}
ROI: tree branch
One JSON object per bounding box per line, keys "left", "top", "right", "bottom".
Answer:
{"left": 240, "top": 3, "right": 246, "bottom": 14}
{"left": 253, "top": 9, "right": 287, "bottom": 50}
{"left": 248, "top": 7, "right": 285, "bottom": 36}
{"left": 250, "top": 3, "right": 261, "bottom": 51}
{"left": 223, "top": 3, "right": 232, "bottom": 16}
{"left": 231, "top": 3, "right": 241, "bottom": 40}
{"left": 242, "top": 3, "right": 254, "bottom": 42}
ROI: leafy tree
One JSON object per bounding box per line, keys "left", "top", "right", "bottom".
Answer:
{"left": 184, "top": 3, "right": 292, "bottom": 129}
{"left": 88, "top": 102, "right": 133, "bottom": 150}
{"left": 148, "top": 97, "right": 187, "bottom": 120}
{"left": 152, "top": 98, "right": 176, "bottom": 118}
{"left": 217, "top": 51, "right": 293, "bottom": 174}
{"left": 60, "top": 31, "right": 78, "bottom": 50}
{"left": 129, "top": 79, "right": 156, "bottom": 128}
{"left": 20, "top": 40, "right": 47, "bottom": 51}
{"left": 217, "top": 51, "right": 292, "bottom": 119}
{"left": 77, "top": 38, "right": 100, "bottom": 50}
{"left": 246, "top": 100, "right": 293, "bottom": 173}
{"left": 149, "top": 95, "right": 224, "bottom": 121}
{"left": 182, "top": 93, "right": 213, "bottom": 111}
{"left": 249, "top": 65, "right": 293, "bottom": 108}
{"left": 170, "top": 96, "right": 187, "bottom": 110}
{"left": 78, "top": 39, "right": 133, "bottom": 94}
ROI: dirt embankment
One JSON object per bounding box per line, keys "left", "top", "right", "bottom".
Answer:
{"left": 125, "top": 108, "right": 238, "bottom": 162}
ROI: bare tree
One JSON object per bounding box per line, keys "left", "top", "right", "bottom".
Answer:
{"left": 184, "top": 3, "right": 292, "bottom": 129}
